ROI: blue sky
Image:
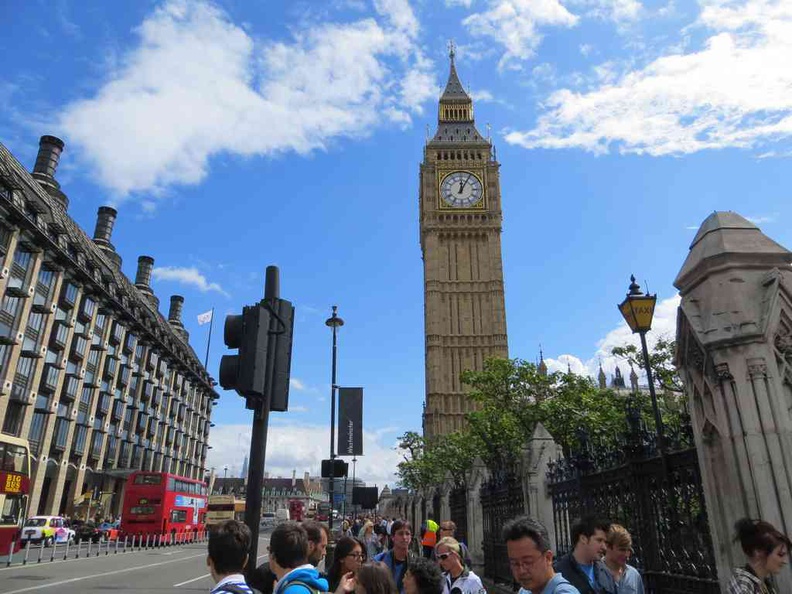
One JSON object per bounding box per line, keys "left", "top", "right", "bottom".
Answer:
{"left": 2, "top": 0, "right": 791, "bottom": 487}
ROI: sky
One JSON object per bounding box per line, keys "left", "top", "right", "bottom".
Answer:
{"left": 2, "top": 0, "right": 791, "bottom": 489}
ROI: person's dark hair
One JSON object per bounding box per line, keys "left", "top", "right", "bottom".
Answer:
{"left": 502, "top": 516, "right": 552, "bottom": 553}
{"left": 303, "top": 520, "right": 329, "bottom": 544}
{"left": 571, "top": 515, "right": 610, "bottom": 548}
{"left": 734, "top": 518, "right": 792, "bottom": 557}
{"left": 208, "top": 520, "right": 252, "bottom": 575}
{"left": 270, "top": 521, "right": 308, "bottom": 569}
{"left": 357, "top": 561, "right": 399, "bottom": 594}
{"left": 328, "top": 537, "right": 366, "bottom": 591}
{"left": 406, "top": 556, "right": 444, "bottom": 594}
{"left": 391, "top": 519, "right": 412, "bottom": 535}
{"left": 249, "top": 562, "right": 277, "bottom": 594}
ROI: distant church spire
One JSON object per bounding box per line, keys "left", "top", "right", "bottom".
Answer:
{"left": 538, "top": 346, "right": 547, "bottom": 377}
{"left": 630, "top": 364, "right": 639, "bottom": 392}
{"left": 613, "top": 366, "right": 626, "bottom": 389}
{"left": 598, "top": 360, "right": 607, "bottom": 389}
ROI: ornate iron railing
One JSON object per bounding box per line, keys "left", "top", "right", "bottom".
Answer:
{"left": 546, "top": 397, "right": 719, "bottom": 594}
{"left": 449, "top": 485, "right": 468, "bottom": 547}
{"left": 480, "top": 471, "right": 523, "bottom": 585}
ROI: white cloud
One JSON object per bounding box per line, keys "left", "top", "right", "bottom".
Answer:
{"left": 373, "top": 0, "right": 420, "bottom": 37}
{"left": 152, "top": 266, "right": 229, "bottom": 296}
{"left": 207, "top": 423, "right": 402, "bottom": 487}
{"left": 59, "top": 0, "right": 435, "bottom": 197}
{"left": 505, "top": 0, "right": 792, "bottom": 156}
{"left": 461, "top": 0, "right": 579, "bottom": 70}
{"left": 545, "top": 294, "right": 680, "bottom": 383}
{"left": 568, "top": 0, "right": 642, "bottom": 22}
{"left": 289, "top": 378, "right": 321, "bottom": 394}
{"left": 746, "top": 213, "right": 777, "bottom": 224}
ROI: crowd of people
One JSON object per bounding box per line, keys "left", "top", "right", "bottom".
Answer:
{"left": 203, "top": 513, "right": 789, "bottom": 594}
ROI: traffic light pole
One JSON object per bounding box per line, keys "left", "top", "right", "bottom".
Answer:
{"left": 244, "top": 266, "right": 279, "bottom": 582}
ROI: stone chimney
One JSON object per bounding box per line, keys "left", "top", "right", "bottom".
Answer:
{"left": 168, "top": 295, "right": 190, "bottom": 343}
{"left": 292, "top": 469, "right": 296, "bottom": 488}
{"left": 31, "top": 135, "right": 69, "bottom": 209}
{"left": 134, "top": 255, "right": 159, "bottom": 309}
{"left": 92, "top": 206, "right": 122, "bottom": 268}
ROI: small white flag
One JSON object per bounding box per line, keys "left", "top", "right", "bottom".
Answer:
{"left": 197, "top": 310, "right": 213, "bottom": 325}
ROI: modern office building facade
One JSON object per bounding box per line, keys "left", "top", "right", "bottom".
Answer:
{"left": 0, "top": 136, "right": 217, "bottom": 518}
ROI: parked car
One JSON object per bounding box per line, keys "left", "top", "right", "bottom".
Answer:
{"left": 275, "top": 508, "right": 290, "bottom": 523}
{"left": 73, "top": 520, "right": 103, "bottom": 544}
{"left": 20, "top": 516, "right": 75, "bottom": 547}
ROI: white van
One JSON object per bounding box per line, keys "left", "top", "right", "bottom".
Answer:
{"left": 275, "top": 508, "right": 290, "bottom": 523}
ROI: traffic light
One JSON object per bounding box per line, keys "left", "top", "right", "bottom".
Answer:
{"left": 269, "top": 298, "right": 294, "bottom": 412}
{"left": 219, "top": 304, "right": 270, "bottom": 397}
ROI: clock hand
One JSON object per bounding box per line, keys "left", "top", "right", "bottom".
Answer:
{"left": 458, "top": 181, "right": 464, "bottom": 193}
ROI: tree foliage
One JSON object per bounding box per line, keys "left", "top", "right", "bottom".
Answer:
{"left": 396, "top": 338, "right": 690, "bottom": 488}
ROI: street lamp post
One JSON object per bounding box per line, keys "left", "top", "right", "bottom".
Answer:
{"left": 326, "top": 306, "right": 344, "bottom": 532}
{"left": 352, "top": 456, "right": 357, "bottom": 520}
{"left": 617, "top": 275, "right": 666, "bottom": 453}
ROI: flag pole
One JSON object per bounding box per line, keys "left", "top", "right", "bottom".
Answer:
{"left": 204, "top": 307, "right": 214, "bottom": 370}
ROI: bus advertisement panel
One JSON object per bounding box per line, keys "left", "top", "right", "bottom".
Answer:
{"left": 0, "top": 436, "right": 31, "bottom": 554}
{"left": 121, "top": 472, "right": 207, "bottom": 539}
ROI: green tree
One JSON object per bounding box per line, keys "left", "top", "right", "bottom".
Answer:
{"left": 395, "top": 431, "right": 443, "bottom": 491}
{"left": 461, "top": 358, "right": 631, "bottom": 457}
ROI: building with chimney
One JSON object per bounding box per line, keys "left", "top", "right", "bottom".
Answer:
{"left": 0, "top": 136, "right": 217, "bottom": 519}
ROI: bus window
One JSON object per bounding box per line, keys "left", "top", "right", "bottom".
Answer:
{"left": 170, "top": 510, "right": 187, "bottom": 523}
{"left": 0, "top": 494, "right": 23, "bottom": 525}
{"left": 167, "top": 477, "right": 176, "bottom": 491}
{"left": 134, "top": 474, "right": 162, "bottom": 485}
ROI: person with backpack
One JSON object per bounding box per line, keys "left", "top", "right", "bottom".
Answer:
{"left": 207, "top": 520, "right": 254, "bottom": 594}
{"left": 270, "top": 521, "right": 330, "bottom": 594}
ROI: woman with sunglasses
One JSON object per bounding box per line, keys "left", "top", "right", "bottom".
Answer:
{"left": 435, "top": 537, "right": 486, "bottom": 594}
{"left": 329, "top": 537, "right": 368, "bottom": 592}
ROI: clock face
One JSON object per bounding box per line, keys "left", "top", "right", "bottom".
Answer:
{"left": 440, "top": 171, "right": 483, "bottom": 208}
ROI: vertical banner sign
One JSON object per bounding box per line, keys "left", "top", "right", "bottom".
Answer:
{"left": 337, "top": 387, "right": 363, "bottom": 456}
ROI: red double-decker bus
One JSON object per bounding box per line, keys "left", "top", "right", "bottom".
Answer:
{"left": 121, "top": 471, "right": 207, "bottom": 540}
{"left": 0, "top": 436, "right": 31, "bottom": 554}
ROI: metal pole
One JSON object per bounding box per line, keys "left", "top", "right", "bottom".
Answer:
{"left": 327, "top": 306, "right": 341, "bottom": 533}
{"left": 244, "top": 266, "right": 279, "bottom": 584}
{"left": 352, "top": 457, "right": 357, "bottom": 520}
{"left": 204, "top": 307, "right": 214, "bottom": 370}
{"left": 639, "top": 330, "right": 666, "bottom": 454}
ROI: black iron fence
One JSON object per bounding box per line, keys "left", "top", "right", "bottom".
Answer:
{"left": 449, "top": 485, "right": 468, "bottom": 547}
{"left": 480, "top": 471, "right": 524, "bottom": 585}
{"left": 547, "top": 398, "right": 719, "bottom": 594}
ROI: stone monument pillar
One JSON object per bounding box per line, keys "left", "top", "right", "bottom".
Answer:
{"left": 675, "top": 211, "right": 792, "bottom": 591}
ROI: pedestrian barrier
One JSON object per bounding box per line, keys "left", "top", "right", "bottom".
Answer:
{"left": 4, "top": 526, "right": 212, "bottom": 569}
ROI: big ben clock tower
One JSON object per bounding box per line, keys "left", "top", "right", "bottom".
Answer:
{"left": 420, "top": 46, "right": 509, "bottom": 439}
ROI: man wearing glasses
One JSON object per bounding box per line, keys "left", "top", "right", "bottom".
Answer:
{"left": 435, "top": 537, "right": 486, "bottom": 594}
{"left": 504, "top": 517, "right": 579, "bottom": 594}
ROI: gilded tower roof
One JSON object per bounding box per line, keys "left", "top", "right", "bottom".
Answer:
{"left": 440, "top": 45, "right": 470, "bottom": 102}
{"left": 430, "top": 43, "right": 488, "bottom": 145}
